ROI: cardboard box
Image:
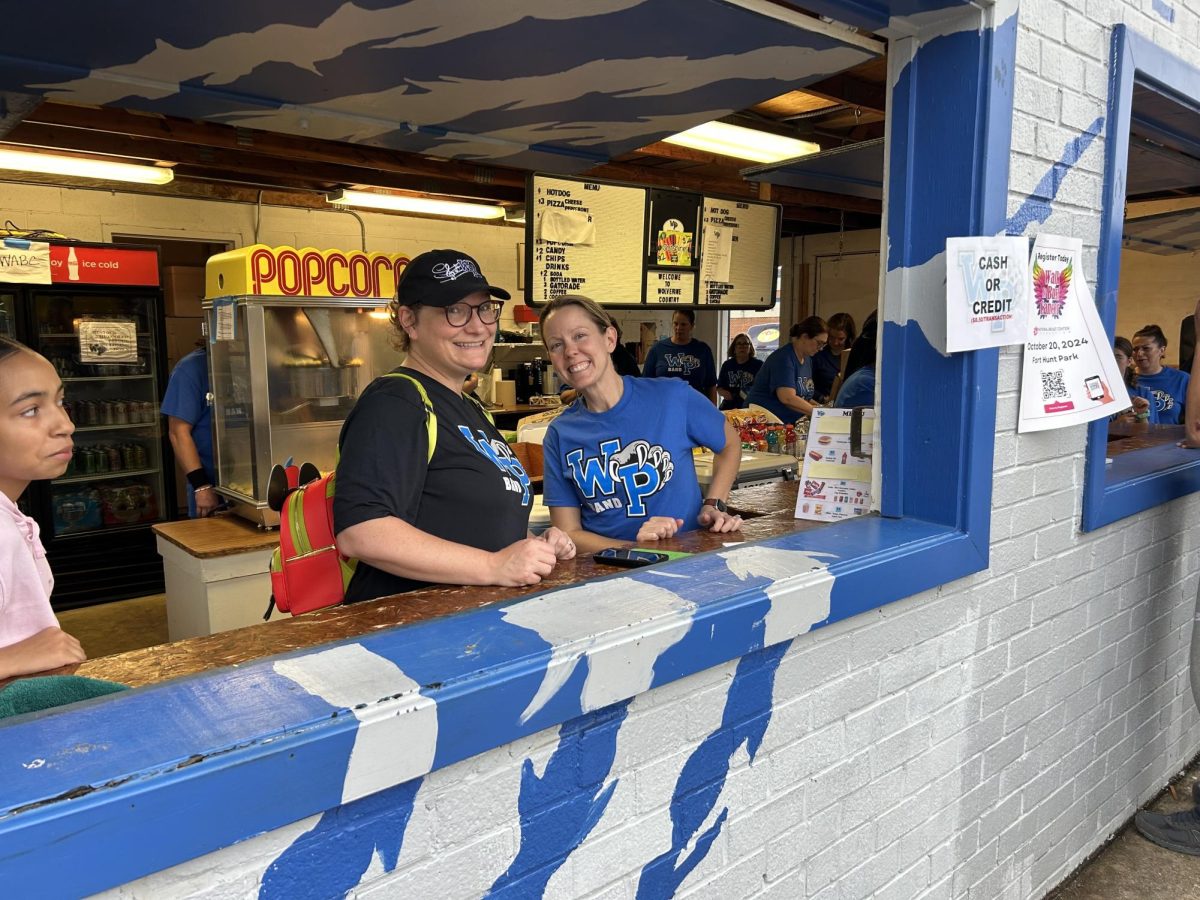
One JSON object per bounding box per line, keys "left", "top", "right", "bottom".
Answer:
{"left": 166, "top": 316, "right": 204, "bottom": 369}
{"left": 163, "top": 266, "right": 207, "bottom": 318}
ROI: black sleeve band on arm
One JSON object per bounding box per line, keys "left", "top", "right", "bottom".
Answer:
{"left": 186, "top": 468, "right": 210, "bottom": 490}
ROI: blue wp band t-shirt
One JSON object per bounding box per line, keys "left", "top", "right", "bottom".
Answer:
{"left": 543, "top": 377, "right": 727, "bottom": 541}
{"left": 745, "top": 345, "right": 814, "bottom": 423}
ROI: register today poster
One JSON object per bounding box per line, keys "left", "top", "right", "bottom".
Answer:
{"left": 1016, "top": 234, "right": 1129, "bottom": 433}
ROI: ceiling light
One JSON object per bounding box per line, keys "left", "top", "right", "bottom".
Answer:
{"left": 328, "top": 189, "right": 505, "bottom": 220}
{"left": 505, "top": 207, "right": 527, "bottom": 225}
{"left": 662, "top": 121, "right": 820, "bottom": 164}
{"left": 0, "top": 146, "right": 174, "bottom": 185}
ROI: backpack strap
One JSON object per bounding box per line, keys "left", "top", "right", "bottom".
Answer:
{"left": 382, "top": 372, "right": 438, "bottom": 461}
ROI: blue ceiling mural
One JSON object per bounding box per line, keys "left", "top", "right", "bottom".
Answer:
{"left": 0, "top": 0, "right": 889, "bottom": 173}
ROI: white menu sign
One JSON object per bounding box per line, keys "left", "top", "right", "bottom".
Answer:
{"left": 530, "top": 175, "right": 644, "bottom": 305}
{"left": 1017, "top": 234, "right": 1130, "bottom": 433}
{"left": 795, "top": 408, "right": 875, "bottom": 522}
{"left": 700, "top": 198, "right": 778, "bottom": 307}
{"left": 646, "top": 269, "right": 695, "bottom": 305}
{"left": 944, "top": 236, "right": 1030, "bottom": 352}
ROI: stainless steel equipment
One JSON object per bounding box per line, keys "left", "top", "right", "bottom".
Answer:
{"left": 204, "top": 296, "right": 404, "bottom": 526}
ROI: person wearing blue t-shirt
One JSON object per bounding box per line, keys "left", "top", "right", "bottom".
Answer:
{"left": 716, "top": 333, "right": 764, "bottom": 410}
{"left": 161, "top": 344, "right": 219, "bottom": 518}
{"left": 833, "top": 311, "right": 877, "bottom": 409}
{"left": 745, "top": 316, "right": 829, "bottom": 424}
{"left": 540, "top": 295, "right": 743, "bottom": 550}
{"left": 642, "top": 308, "right": 718, "bottom": 404}
{"left": 1133, "top": 324, "right": 1190, "bottom": 425}
{"left": 1111, "top": 337, "right": 1158, "bottom": 423}
{"left": 812, "top": 312, "right": 856, "bottom": 402}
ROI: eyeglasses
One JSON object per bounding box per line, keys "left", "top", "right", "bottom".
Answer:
{"left": 443, "top": 300, "right": 504, "bottom": 327}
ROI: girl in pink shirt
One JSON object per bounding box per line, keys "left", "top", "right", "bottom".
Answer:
{"left": 0, "top": 338, "right": 85, "bottom": 679}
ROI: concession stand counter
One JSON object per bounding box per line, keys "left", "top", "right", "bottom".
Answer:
{"left": 202, "top": 244, "right": 408, "bottom": 527}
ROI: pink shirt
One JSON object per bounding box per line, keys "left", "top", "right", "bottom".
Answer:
{"left": 0, "top": 491, "right": 58, "bottom": 649}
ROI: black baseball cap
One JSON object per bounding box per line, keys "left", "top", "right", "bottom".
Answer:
{"left": 395, "top": 249, "right": 511, "bottom": 307}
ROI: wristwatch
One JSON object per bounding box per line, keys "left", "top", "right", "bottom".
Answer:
{"left": 702, "top": 498, "right": 728, "bottom": 513}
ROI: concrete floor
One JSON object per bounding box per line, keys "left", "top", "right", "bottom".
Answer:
{"left": 1051, "top": 763, "right": 1200, "bottom": 900}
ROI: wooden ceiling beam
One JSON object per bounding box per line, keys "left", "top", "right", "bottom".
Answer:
{"left": 22, "top": 102, "right": 528, "bottom": 189}
{"left": 588, "top": 161, "right": 880, "bottom": 215}
{"left": 7, "top": 121, "right": 523, "bottom": 203}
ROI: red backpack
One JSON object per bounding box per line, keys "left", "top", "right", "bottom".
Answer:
{"left": 264, "top": 373, "right": 437, "bottom": 618}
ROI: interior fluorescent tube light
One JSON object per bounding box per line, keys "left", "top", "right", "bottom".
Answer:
{"left": 662, "top": 121, "right": 820, "bottom": 164}
{"left": 328, "top": 189, "right": 505, "bottom": 220}
{"left": 0, "top": 147, "right": 174, "bottom": 185}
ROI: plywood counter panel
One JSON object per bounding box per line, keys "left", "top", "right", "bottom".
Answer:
{"left": 73, "top": 481, "right": 822, "bottom": 689}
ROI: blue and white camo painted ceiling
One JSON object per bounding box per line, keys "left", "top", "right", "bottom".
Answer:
{"left": 0, "top": 0, "right": 931, "bottom": 173}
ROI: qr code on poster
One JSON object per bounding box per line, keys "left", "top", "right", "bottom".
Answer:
{"left": 1040, "top": 370, "right": 1068, "bottom": 400}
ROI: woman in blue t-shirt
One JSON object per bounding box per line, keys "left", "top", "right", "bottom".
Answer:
{"left": 1132, "top": 324, "right": 1189, "bottom": 425}
{"left": 539, "top": 295, "right": 744, "bottom": 551}
{"left": 744, "top": 316, "right": 829, "bottom": 424}
{"left": 716, "top": 333, "right": 764, "bottom": 410}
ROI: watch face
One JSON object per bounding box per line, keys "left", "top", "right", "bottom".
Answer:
{"left": 706, "top": 498, "right": 727, "bottom": 513}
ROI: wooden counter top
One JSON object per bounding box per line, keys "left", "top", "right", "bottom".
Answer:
{"left": 1106, "top": 421, "right": 1187, "bottom": 457}
{"left": 152, "top": 514, "right": 279, "bottom": 557}
{"left": 61, "top": 482, "right": 818, "bottom": 689}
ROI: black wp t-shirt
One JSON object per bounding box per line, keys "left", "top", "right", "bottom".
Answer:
{"left": 333, "top": 369, "right": 532, "bottom": 602}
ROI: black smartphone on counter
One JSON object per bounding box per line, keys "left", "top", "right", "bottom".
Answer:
{"left": 592, "top": 548, "right": 671, "bottom": 568}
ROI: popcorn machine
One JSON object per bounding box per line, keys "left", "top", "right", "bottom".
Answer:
{"left": 203, "top": 244, "right": 409, "bottom": 526}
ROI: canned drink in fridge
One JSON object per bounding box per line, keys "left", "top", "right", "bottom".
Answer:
{"left": 121, "top": 444, "right": 137, "bottom": 470}
{"left": 113, "top": 400, "right": 128, "bottom": 425}
{"left": 83, "top": 399, "right": 99, "bottom": 426}
{"left": 107, "top": 445, "right": 123, "bottom": 472}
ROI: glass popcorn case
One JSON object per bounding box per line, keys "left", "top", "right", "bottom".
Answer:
{"left": 205, "top": 296, "right": 404, "bottom": 526}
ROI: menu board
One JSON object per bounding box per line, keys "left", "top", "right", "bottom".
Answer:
{"left": 700, "top": 198, "right": 780, "bottom": 307}
{"left": 526, "top": 173, "right": 779, "bottom": 310}
{"left": 528, "top": 175, "right": 645, "bottom": 305}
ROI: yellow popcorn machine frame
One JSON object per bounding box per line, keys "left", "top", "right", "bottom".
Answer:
{"left": 203, "top": 244, "right": 409, "bottom": 526}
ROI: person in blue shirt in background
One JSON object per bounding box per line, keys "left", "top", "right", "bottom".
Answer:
{"left": 540, "top": 295, "right": 743, "bottom": 551}
{"left": 716, "top": 333, "right": 763, "bottom": 410}
{"left": 745, "top": 316, "right": 828, "bottom": 424}
{"left": 812, "top": 312, "right": 855, "bottom": 402}
{"left": 1132, "top": 324, "right": 1189, "bottom": 425}
{"left": 642, "top": 308, "right": 718, "bottom": 404}
{"left": 834, "top": 312, "right": 877, "bottom": 408}
{"left": 1112, "top": 336, "right": 1158, "bottom": 423}
{"left": 162, "top": 343, "right": 219, "bottom": 518}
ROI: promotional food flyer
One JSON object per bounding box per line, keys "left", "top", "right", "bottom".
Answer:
{"left": 795, "top": 407, "right": 874, "bottom": 522}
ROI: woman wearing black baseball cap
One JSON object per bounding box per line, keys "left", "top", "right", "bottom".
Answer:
{"left": 333, "top": 249, "right": 575, "bottom": 602}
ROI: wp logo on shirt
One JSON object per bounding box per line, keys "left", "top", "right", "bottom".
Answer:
{"left": 457, "top": 428, "right": 532, "bottom": 505}
{"left": 566, "top": 439, "right": 674, "bottom": 517}
{"left": 664, "top": 353, "right": 701, "bottom": 376}
{"left": 1151, "top": 389, "right": 1175, "bottom": 412}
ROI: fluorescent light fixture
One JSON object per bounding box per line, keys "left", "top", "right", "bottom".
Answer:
{"left": 328, "top": 189, "right": 505, "bottom": 220}
{"left": 0, "top": 146, "right": 174, "bottom": 185}
{"left": 505, "top": 207, "right": 526, "bottom": 225}
{"left": 662, "top": 121, "right": 820, "bottom": 164}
